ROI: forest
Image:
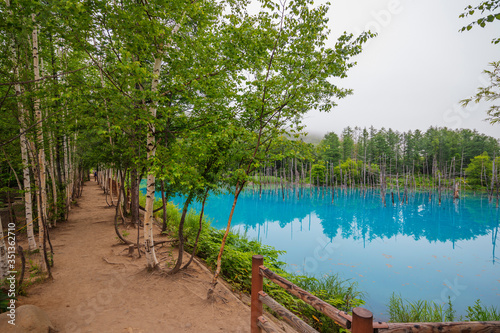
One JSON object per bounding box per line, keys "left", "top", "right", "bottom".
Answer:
{"left": 306, "top": 126, "right": 500, "bottom": 187}
{"left": 1, "top": 0, "right": 500, "bottom": 331}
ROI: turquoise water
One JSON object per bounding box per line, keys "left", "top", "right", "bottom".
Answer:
{"left": 154, "top": 185, "right": 499, "bottom": 320}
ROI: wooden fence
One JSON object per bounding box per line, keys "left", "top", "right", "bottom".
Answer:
{"left": 251, "top": 255, "right": 500, "bottom": 333}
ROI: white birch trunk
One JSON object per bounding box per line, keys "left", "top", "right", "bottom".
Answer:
{"left": 40, "top": 55, "right": 57, "bottom": 227}
{"left": 104, "top": 170, "right": 107, "bottom": 196}
{"left": 32, "top": 15, "right": 48, "bottom": 264}
{"left": 98, "top": 59, "right": 115, "bottom": 199}
{"left": 143, "top": 17, "right": 184, "bottom": 269}
{"left": 32, "top": 16, "right": 47, "bottom": 214}
{"left": 60, "top": 47, "right": 71, "bottom": 217}
{"left": 144, "top": 56, "right": 163, "bottom": 269}
{"left": 48, "top": 133, "right": 58, "bottom": 227}
{"left": 63, "top": 134, "right": 69, "bottom": 206}
{"left": 66, "top": 135, "right": 72, "bottom": 209}
{"left": 110, "top": 169, "right": 115, "bottom": 205}
{"left": 6, "top": 0, "right": 37, "bottom": 251}
{"left": 30, "top": 141, "right": 46, "bottom": 271}
{"left": 114, "top": 169, "right": 119, "bottom": 203}
{"left": 104, "top": 169, "right": 108, "bottom": 197}
{"left": 72, "top": 128, "right": 77, "bottom": 198}
{"left": 19, "top": 106, "right": 37, "bottom": 251}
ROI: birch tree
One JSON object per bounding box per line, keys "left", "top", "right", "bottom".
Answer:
{"left": 143, "top": 8, "right": 186, "bottom": 268}
{"left": 143, "top": 57, "right": 163, "bottom": 269}
{"left": 208, "top": 0, "right": 372, "bottom": 294}
{"left": 49, "top": 0, "right": 237, "bottom": 269}
{"left": 5, "top": 0, "right": 37, "bottom": 251}
{"left": 31, "top": 14, "right": 49, "bottom": 266}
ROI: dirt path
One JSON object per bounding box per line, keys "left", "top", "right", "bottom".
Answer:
{"left": 18, "top": 181, "right": 252, "bottom": 333}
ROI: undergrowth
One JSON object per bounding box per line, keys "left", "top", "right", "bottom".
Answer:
{"left": 388, "top": 293, "right": 500, "bottom": 322}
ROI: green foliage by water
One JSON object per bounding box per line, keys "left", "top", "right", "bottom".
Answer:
{"left": 465, "top": 152, "right": 500, "bottom": 187}
{"left": 388, "top": 293, "right": 500, "bottom": 323}
{"left": 161, "top": 202, "right": 364, "bottom": 332}
{"left": 466, "top": 300, "right": 500, "bottom": 321}
{"left": 388, "top": 293, "right": 456, "bottom": 322}
{"left": 285, "top": 274, "right": 364, "bottom": 331}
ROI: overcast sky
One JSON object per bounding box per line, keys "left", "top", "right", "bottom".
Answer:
{"left": 301, "top": 0, "right": 500, "bottom": 139}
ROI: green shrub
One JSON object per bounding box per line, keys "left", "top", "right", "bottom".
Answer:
{"left": 466, "top": 300, "right": 500, "bottom": 321}
{"left": 0, "top": 288, "right": 10, "bottom": 313}
{"left": 284, "top": 274, "right": 364, "bottom": 332}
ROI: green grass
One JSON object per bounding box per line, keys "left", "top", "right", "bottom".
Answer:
{"left": 388, "top": 294, "right": 500, "bottom": 323}
{"left": 388, "top": 293, "right": 455, "bottom": 322}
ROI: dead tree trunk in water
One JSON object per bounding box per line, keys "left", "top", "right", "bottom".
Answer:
{"left": 496, "top": 163, "right": 499, "bottom": 208}
{"left": 380, "top": 161, "right": 386, "bottom": 207}
{"left": 438, "top": 173, "right": 442, "bottom": 206}
{"left": 490, "top": 156, "right": 496, "bottom": 203}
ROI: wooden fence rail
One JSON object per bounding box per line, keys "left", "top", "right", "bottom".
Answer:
{"left": 251, "top": 255, "right": 500, "bottom": 333}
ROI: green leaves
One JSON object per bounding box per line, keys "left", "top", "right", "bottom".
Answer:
{"left": 461, "top": 61, "right": 500, "bottom": 125}
{"left": 460, "top": 0, "right": 500, "bottom": 39}
{"left": 460, "top": 2, "right": 500, "bottom": 125}
{"left": 1, "top": 0, "right": 372, "bottom": 223}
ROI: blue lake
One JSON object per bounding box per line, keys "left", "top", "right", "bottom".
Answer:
{"left": 155, "top": 185, "right": 500, "bottom": 320}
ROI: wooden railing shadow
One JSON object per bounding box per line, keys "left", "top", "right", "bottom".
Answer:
{"left": 251, "top": 255, "right": 500, "bottom": 333}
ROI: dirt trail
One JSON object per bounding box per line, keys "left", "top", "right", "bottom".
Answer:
{"left": 18, "top": 181, "right": 252, "bottom": 333}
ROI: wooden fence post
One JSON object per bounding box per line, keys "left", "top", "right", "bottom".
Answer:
{"left": 251, "top": 255, "right": 264, "bottom": 333}
{"left": 352, "top": 307, "right": 373, "bottom": 333}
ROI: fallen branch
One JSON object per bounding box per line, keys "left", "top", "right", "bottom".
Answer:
{"left": 139, "top": 204, "right": 164, "bottom": 213}
{"left": 153, "top": 240, "right": 175, "bottom": 246}
{"left": 102, "top": 257, "right": 126, "bottom": 266}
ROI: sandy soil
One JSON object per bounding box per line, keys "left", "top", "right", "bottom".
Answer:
{"left": 16, "top": 180, "right": 262, "bottom": 333}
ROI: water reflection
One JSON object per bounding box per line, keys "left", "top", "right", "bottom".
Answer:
{"left": 194, "top": 188, "right": 498, "bottom": 245}
{"left": 163, "top": 187, "right": 499, "bottom": 319}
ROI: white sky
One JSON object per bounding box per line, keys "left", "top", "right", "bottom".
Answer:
{"left": 301, "top": 0, "right": 500, "bottom": 139}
